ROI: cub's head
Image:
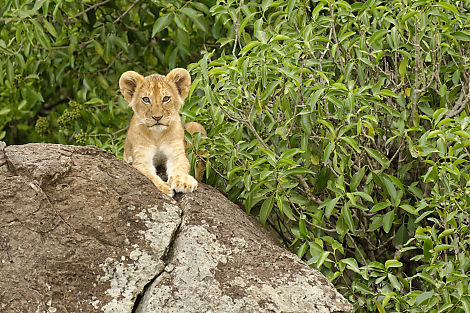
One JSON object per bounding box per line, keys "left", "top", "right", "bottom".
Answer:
{"left": 119, "top": 68, "right": 191, "bottom": 128}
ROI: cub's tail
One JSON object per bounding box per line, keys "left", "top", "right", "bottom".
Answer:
{"left": 184, "top": 122, "right": 207, "bottom": 181}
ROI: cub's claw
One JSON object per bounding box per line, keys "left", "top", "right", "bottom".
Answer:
{"left": 168, "top": 174, "right": 198, "bottom": 193}
{"left": 157, "top": 181, "right": 175, "bottom": 197}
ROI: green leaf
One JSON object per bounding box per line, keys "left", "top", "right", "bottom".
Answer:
{"left": 423, "top": 238, "right": 433, "bottom": 259}
{"left": 240, "top": 41, "right": 260, "bottom": 56}
{"left": 379, "top": 89, "right": 398, "bottom": 98}
{"left": 94, "top": 40, "right": 104, "bottom": 58}
{"left": 152, "top": 14, "right": 173, "bottom": 37}
{"left": 281, "top": 167, "right": 314, "bottom": 177}
{"left": 277, "top": 195, "right": 295, "bottom": 220}
{"left": 341, "top": 136, "right": 361, "bottom": 153}
{"left": 388, "top": 273, "right": 401, "bottom": 290}
{"left": 259, "top": 196, "right": 274, "bottom": 226}
{"left": 174, "top": 13, "right": 185, "bottom": 30}
{"left": 287, "top": 0, "right": 296, "bottom": 20}
{"left": 353, "top": 191, "right": 373, "bottom": 203}
{"left": 317, "top": 251, "right": 330, "bottom": 268}
{"left": 180, "top": 7, "right": 199, "bottom": 17}
{"left": 370, "top": 29, "right": 389, "bottom": 44}
{"left": 371, "top": 202, "right": 389, "bottom": 213}
{"left": 0, "top": 107, "right": 11, "bottom": 115}
{"left": 317, "top": 119, "right": 335, "bottom": 135}
{"left": 188, "top": 14, "right": 209, "bottom": 33}
{"left": 462, "top": 297, "right": 470, "bottom": 313}
{"left": 297, "top": 242, "right": 308, "bottom": 258}
{"left": 385, "top": 259, "right": 403, "bottom": 270}
{"left": 280, "top": 148, "right": 303, "bottom": 160}
{"left": 112, "top": 35, "right": 128, "bottom": 52}
{"left": 433, "top": 107, "right": 448, "bottom": 121}
{"left": 190, "top": 2, "right": 209, "bottom": 14}
{"left": 376, "top": 300, "right": 386, "bottom": 313}
{"left": 382, "top": 292, "right": 396, "bottom": 308}
{"left": 365, "top": 147, "right": 390, "bottom": 169}
{"left": 350, "top": 166, "right": 365, "bottom": 191}
{"left": 341, "top": 258, "right": 360, "bottom": 273}
{"left": 399, "top": 58, "right": 408, "bottom": 81}
{"left": 261, "top": 81, "right": 281, "bottom": 100}
{"left": 433, "top": 244, "right": 453, "bottom": 253}
{"left": 435, "top": 2, "right": 459, "bottom": 14}
{"left": 453, "top": 130, "right": 470, "bottom": 139}
{"left": 341, "top": 205, "right": 355, "bottom": 232}
{"left": 438, "top": 228, "right": 455, "bottom": 239}
{"left": 383, "top": 210, "right": 394, "bottom": 233}
{"left": 452, "top": 31, "right": 470, "bottom": 41}
{"left": 382, "top": 176, "right": 399, "bottom": 206}
{"left": 367, "top": 214, "right": 383, "bottom": 232}
{"left": 271, "top": 34, "right": 291, "bottom": 41}
{"left": 299, "top": 217, "right": 307, "bottom": 240}
{"left": 32, "top": 20, "right": 51, "bottom": 49}
{"left": 322, "top": 197, "right": 340, "bottom": 219}
{"left": 400, "top": 204, "right": 417, "bottom": 215}
{"left": 417, "top": 272, "right": 436, "bottom": 286}
{"left": 395, "top": 223, "right": 409, "bottom": 246}
{"left": 415, "top": 291, "right": 435, "bottom": 305}
{"left": 323, "top": 142, "right": 335, "bottom": 164}
{"left": 43, "top": 20, "right": 57, "bottom": 38}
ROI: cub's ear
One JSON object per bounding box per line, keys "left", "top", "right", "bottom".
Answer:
{"left": 166, "top": 68, "right": 191, "bottom": 100}
{"left": 119, "top": 71, "right": 144, "bottom": 103}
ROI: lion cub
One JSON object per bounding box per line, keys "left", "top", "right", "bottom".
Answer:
{"left": 119, "top": 68, "right": 205, "bottom": 197}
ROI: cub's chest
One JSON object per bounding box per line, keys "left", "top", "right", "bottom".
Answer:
{"left": 152, "top": 146, "right": 170, "bottom": 166}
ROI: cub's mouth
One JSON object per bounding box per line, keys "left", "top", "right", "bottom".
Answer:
{"left": 149, "top": 122, "right": 168, "bottom": 128}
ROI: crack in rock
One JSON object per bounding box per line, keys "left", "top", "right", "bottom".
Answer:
{"left": 131, "top": 200, "right": 185, "bottom": 313}
{"left": 99, "top": 202, "right": 182, "bottom": 313}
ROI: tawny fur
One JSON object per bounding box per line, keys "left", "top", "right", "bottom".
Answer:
{"left": 184, "top": 121, "right": 207, "bottom": 181}
{"left": 119, "top": 68, "right": 205, "bottom": 197}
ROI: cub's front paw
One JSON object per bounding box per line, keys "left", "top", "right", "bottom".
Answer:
{"left": 157, "top": 181, "right": 175, "bottom": 197}
{"left": 168, "top": 174, "right": 198, "bottom": 193}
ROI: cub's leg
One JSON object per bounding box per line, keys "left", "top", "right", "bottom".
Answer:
{"left": 184, "top": 121, "right": 207, "bottom": 181}
{"left": 166, "top": 145, "right": 198, "bottom": 193}
{"left": 129, "top": 149, "right": 174, "bottom": 197}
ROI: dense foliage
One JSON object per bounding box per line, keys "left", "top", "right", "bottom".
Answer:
{"left": 1, "top": 0, "right": 470, "bottom": 312}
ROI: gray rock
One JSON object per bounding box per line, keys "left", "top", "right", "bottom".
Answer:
{"left": 0, "top": 142, "right": 353, "bottom": 313}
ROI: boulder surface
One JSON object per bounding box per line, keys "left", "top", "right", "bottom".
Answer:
{"left": 0, "top": 142, "right": 353, "bottom": 313}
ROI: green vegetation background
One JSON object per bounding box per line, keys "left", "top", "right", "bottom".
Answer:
{"left": 1, "top": 0, "right": 470, "bottom": 312}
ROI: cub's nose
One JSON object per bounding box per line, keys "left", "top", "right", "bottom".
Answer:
{"left": 152, "top": 115, "right": 163, "bottom": 121}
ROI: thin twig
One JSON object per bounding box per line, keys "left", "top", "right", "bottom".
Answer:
{"left": 410, "top": 22, "right": 423, "bottom": 127}
{"left": 114, "top": 0, "right": 141, "bottom": 24}
{"left": 87, "top": 126, "right": 129, "bottom": 146}
{"left": 347, "top": 233, "right": 367, "bottom": 265}
{"left": 0, "top": 18, "right": 20, "bottom": 23}
{"left": 79, "top": 34, "right": 100, "bottom": 49}
{"left": 287, "top": 58, "right": 304, "bottom": 137}
{"left": 232, "top": 0, "right": 243, "bottom": 56}
{"left": 75, "top": 0, "right": 112, "bottom": 19}
{"left": 295, "top": 174, "right": 322, "bottom": 205}
{"left": 446, "top": 79, "right": 470, "bottom": 117}
{"left": 305, "top": 219, "right": 337, "bottom": 233}
{"left": 327, "top": 0, "right": 344, "bottom": 72}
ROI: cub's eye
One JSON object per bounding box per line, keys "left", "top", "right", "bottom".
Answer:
{"left": 142, "top": 97, "right": 151, "bottom": 104}
{"left": 162, "top": 96, "right": 171, "bottom": 103}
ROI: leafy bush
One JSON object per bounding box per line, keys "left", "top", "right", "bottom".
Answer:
{"left": 187, "top": 0, "right": 470, "bottom": 312}
{"left": 2, "top": 0, "right": 470, "bottom": 312}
